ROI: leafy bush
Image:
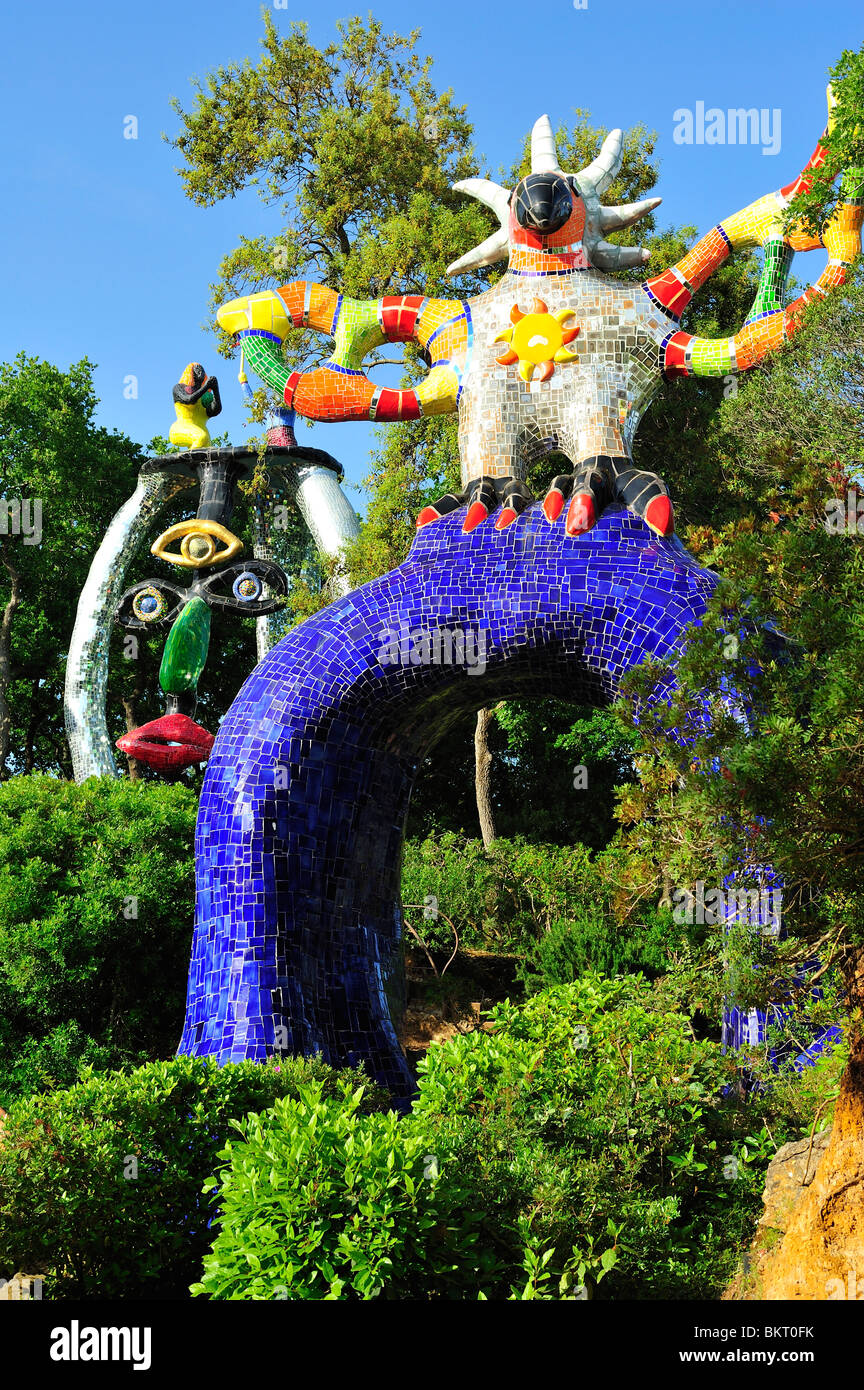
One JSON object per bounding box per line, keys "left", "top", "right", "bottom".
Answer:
{"left": 410, "top": 974, "right": 762, "bottom": 1299}
{"left": 518, "top": 900, "right": 692, "bottom": 993}
{"left": 401, "top": 833, "right": 697, "bottom": 982}
{"left": 0, "top": 1054, "right": 384, "bottom": 1299}
{"left": 195, "top": 976, "right": 765, "bottom": 1300}
{"left": 192, "top": 1080, "right": 483, "bottom": 1301}
{"left": 0, "top": 775, "right": 197, "bottom": 1105}
{"left": 402, "top": 833, "right": 606, "bottom": 952}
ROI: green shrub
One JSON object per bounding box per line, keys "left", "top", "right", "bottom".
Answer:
{"left": 0, "top": 775, "right": 197, "bottom": 1105}
{"left": 0, "top": 1054, "right": 384, "bottom": 1299}
{"left": 518, "top": 901, "right": 689, "bottom": 992}
{"left": 410, "top": 974, "right": 761, "bottom": 1299}
{"left": 192, "top": 1080, "right": 484, "bottom": 1301}
{"left": 401, "top": 832, "right": 695, "bottom": 980}
{"left": 195, "top": 975, "right": 765, "bottom": 1301}
{"left": 402, "top": 833, "right": 605, "bottom": 952}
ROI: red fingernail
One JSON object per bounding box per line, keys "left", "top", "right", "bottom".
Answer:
{"left": 566, "top": 494, "right": 596, "bottom": 536}
{"left": 644, "top": 495, "right": 674, "bottom": 537}
{"left": 543, "top": 490, "right": 565, "bottom": 523}
{"left": 462, "top": 501, "right": 489, "bottom": 533}
{"left": 495, "top": 507, "right": 518, "bottom": 530}
{"left": 416, "top": 506, "right": 440, "bottom": 529}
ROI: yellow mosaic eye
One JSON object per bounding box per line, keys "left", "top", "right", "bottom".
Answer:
{"left": 151, "top": 519, "right": 244, "bottom": 569}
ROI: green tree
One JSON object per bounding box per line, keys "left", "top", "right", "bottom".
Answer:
{"left": 0, "top": 775, "right": 198, "bottom": 1105}
{"left": 0, "top": 355, "right": 143, "bottom": 776}
{"left": 781, "top": 42, "right": 864, "bottom": 239}
{"left": 612, "top": 261, "right": 864, "bottom": 1120}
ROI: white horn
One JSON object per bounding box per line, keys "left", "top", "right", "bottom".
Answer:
{"left": 452, "top": 178, "right": 511, "bottom": 228}
{"left": 589, "top": 239, "right": 650, "bottom": 271}
{"left": 598, "top": 196, "right": 662, "bottom": 232}
{"left": 531, "top": 114, "right": 560, "bottom": 174}
{"left": 578, "top": 128, "right": 624, "bottom": 196}
{"left": 446, "top": 227, "right": 509, "bottom": 277}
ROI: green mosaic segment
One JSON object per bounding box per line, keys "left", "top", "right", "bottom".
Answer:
{"left": 159, "top": 598, "right": 212, "bottom": 694}
{"left": 745, "top": 239, "right": 794, "bottom": 323}
{"left": 242, "top": 333, "right": 290, "bottom": 394}
{"left": 690, "top": 337, "right": 734, "bottom": 377}
{"left": 332, "top": 299, "right": 386, "bottom": 370}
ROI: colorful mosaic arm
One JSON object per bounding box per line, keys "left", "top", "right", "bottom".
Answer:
{"left": 218, "top": 285, "right": 470, "bottom": 422}
{"left": 649, "top": 88, "right": 863, "bottom": 380}
{"left": 218, "top": 89, "right": 861, "bottom": 547}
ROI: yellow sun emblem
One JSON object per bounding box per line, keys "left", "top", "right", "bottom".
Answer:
{"left": 494, "top": 297, "right": 580, "bottom": 382}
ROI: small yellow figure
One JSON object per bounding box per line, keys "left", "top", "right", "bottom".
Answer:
{"left": 168, "top": 363, "right": 222, "bottom": 450}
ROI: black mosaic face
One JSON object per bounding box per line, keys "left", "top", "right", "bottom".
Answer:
{"left": 115, "top": 559, "right": 289, "bottom": 631}
{"left": 512, "top": 174, "right": 573, "bottom": 234}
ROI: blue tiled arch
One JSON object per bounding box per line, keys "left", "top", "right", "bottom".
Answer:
{"left": 178, "top": 504, "right": 719, "bottom": 1100}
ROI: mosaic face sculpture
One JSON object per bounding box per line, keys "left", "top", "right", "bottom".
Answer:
{"left": 113, "top": 368, "right": 290, "bottom": 774}
{"left": 64, "top": 370, "right": 360, "bottom": 782}
{"left": 175, "top": 94, "right": 858, "bottom": 1097}
{"left": 215, "top": 93, "right": 861, "bottom": 542}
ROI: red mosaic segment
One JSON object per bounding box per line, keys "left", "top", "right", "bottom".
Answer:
{"left": 642, "top": 268, "right": 693, "bottom": 318}
{"left": 380, "top": 296, "right": 426, "bottom": 340}
{"left": 373, "top": 388, "right": 421, "bottom": 422}
{"left": 780, "top": 134, "right": 829, "bottom": 201}
{"left": 662, "top": 331, "right": 693, "bottom": 378}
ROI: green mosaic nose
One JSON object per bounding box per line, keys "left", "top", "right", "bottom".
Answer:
{"left": 159, "top": 597, "right": 211, "bottom": 695}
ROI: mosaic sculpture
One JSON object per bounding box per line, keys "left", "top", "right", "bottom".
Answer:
{"left": 215, "top": 97, "right": 861, "bottom": 541}
{"left": 175, "top": 96, "right": 860, "bottom": 1096}
{"left": 64, "top": 366, "right": 360, "bottom": 781}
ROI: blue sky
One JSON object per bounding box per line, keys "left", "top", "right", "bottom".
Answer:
{"left": 2, "top": 0, "right": 862, "bottom": 511}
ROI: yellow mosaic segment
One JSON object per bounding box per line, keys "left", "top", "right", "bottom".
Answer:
{"left": 823, "top": 202, "right": 864, "bottom": 263}
{"left": 721, "top": 193, "right": 785, "bottom": 249}
{"left": 217, "top": 290, "right": 292, "bottom": 340}
{"left": 416, "top": 364, "right": 460, "bottom": 415}
{"left": 426, "top": 317, "right": 470, "bottom": 365}
{"left": 416, "top": 299, "right": 466, "bottom": 347}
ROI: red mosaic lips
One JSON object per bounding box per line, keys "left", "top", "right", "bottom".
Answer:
{"left": 117, "top": 714, "right": 215, "bottom": 773}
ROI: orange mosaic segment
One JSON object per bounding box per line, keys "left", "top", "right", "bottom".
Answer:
{"left": 645, "top": 226, "right": 732, "bottom": 318}
{"left": 291, "top": 366, "right": 423, "bottom": 423}
{"left": 509, "top": 245, "right": 588, "bottom": 273}
{"left": 823, "top": 202, "right": 864, "bottom": 264}
{"left": 276, "top": 282, "right": 340, "bottom": 333}
{"left": 293, "top": 366, "right": 376, "bottom": 422}
{"left": 786, "top": 226, "right": 824, "bottom": 252}
{"left": 677, "top": 225, "right": 732, "bottom": 289}
{"left": 733, "top": 313, "right": 786, "bottom": 371}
